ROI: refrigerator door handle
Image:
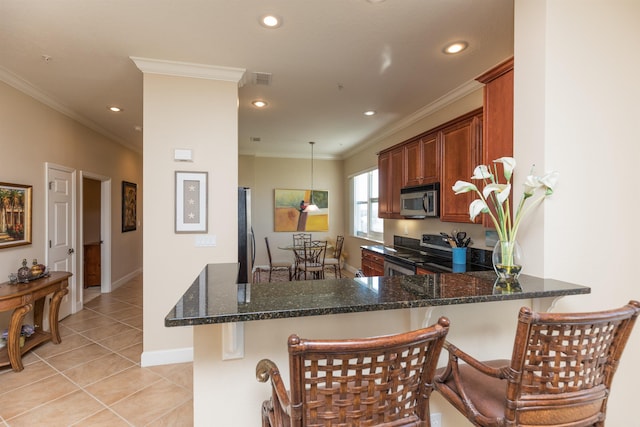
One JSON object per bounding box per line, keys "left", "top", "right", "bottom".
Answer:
{"left": 250, "top": 227, "right": 256, "bottom": 268}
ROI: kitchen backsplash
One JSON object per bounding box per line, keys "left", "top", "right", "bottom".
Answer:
{"left": 384, "top": 218, "right": 492, "bottom": 250}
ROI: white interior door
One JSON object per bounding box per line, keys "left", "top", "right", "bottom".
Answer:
{"left": 47, "top": 164, "right": 76, "bottom": 319}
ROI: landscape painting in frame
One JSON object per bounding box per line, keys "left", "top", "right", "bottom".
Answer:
{"left": 274, "top": 188, "right": 328, "bottom": 232}
{"left": 0, "top": 182, "right": 32, "bottom": 249}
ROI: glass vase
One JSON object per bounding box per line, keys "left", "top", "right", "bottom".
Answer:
{"left": 492, "top": 240, "right": 523, "bottom": 281}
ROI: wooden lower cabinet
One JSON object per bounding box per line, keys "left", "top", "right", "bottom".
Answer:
{"left": 361, "top": 249, "right": 384, "bottom": 277}
{"left": 83, "top": 243, "right": 101, "bottom": 287}
{"left": 416, "top": 267, "right": 437, "bottom": 275}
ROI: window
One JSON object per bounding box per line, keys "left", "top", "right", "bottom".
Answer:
{"left": 351, "top": 169, "right": 383, "bottom": 241}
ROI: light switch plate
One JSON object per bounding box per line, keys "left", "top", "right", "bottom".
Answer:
{"left": 174, "top": 148, "right": 193, "bottom": 161}
{"left": 195, "top": 235, "right": 216, "bottom": 247}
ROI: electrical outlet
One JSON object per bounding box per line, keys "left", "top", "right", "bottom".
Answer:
{"left": 430, "top": 412, "right": 442, "bottom": 427}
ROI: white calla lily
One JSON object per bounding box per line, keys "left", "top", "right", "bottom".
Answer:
{"left": 482, "top": 183, "right": 506, "bottom": 201}
{"left": 452, "top": 180, "right": 477, "bottom": 194}
{"left": 452, "top": 157, "right": 559, "bottom": 257}
{"left": 540, "top": 171, "right": 559, "bottom": 195}
{"left": 471, "top": 165, "right": 492, "bottom": 180}
{"left": 523, "top": 175, "right": 541, "bottom": 197}
{"left": 494, "top": 157, "right": 516, "bottom": 181}
{"left": 469, "top": 199, "right": 488, "bottom": 221}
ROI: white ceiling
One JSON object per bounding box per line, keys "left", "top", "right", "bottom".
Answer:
{"left": 0, "top": 0, "right": 513, "bottom": 159}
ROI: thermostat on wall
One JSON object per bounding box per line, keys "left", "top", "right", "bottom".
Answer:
{"left": 174, "top": 149, "right": 193, "bottom": 162}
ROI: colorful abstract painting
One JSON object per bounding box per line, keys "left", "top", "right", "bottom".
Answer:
{"left": 274, "top": 189, "right": 328, "bottom": 232}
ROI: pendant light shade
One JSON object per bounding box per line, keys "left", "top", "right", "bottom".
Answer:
{"left": 303, "top": 141, "right": 319, "bottom": 213}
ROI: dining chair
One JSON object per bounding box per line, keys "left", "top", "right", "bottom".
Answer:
{"left": 434, "top": 301, "right": 640, "bottom": 427}
{"left": 295, "top": 240, "right": 327, "bottom": 280}
{"left": 253, "top": 237, "right": 293, "bottom": 282}
{"left": 323, "top": 235, "right": 344, "bottom": 278}
{"left": 291, "top": 233, "right": 312, "bottom": 276}
{"left": 256, "top": 317, "right": 450, "bottom": 427}
{"left": 292, "top": 233, "right": 311, "bottom": 247}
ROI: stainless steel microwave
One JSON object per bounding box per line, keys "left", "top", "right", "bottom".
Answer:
{"left": 400, "top": 183, "right": 439, "bottom": 218}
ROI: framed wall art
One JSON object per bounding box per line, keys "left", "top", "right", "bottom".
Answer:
{"left": 122, "top": 181, "right": 137, "bottom": 232}
{"left": 274, "top": 188, "right": 328, "bottom": 232}
{"left": 0, "top": 182, "right": 33, "bottom": 249}
{"left": 175, "top": 171, "right": 208, "bottom": 233}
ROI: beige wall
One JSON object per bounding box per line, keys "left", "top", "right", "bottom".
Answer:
{"left": 513, "top": 1, "right": 640, "bottom": 424}
{"left": 0, "top": 81, "right": 142, "bottom": 321}
{"left": 141, "top": 73, "right": 240, "bottom": 363}
{"left": 239, "top": 155, "right": 346, "bottom": 267}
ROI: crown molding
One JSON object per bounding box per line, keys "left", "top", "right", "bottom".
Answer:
{"left": 130, "top": 57, "right": 246, "bottom": 84}
{"left": 0, "top": 66, "right": 139, "bottom": 153}
{"left": 340, "top": 78, "right": 483, "bottom": 159}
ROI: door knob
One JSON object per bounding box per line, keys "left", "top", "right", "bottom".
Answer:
{"left": 68, "top": 248, "right": 75, "bottom": 255}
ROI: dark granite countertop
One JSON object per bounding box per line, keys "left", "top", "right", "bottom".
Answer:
{"left": 165, "top": 263, "right": 591, "bottom": 327}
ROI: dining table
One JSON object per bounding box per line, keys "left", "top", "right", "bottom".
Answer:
{"left": 278, "top": 241, "right": 333, "bottom": 280}
{"left": 277, "top": 242, "right": 333, "bottom": 251}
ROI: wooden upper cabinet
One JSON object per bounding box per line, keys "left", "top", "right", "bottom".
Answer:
{"left": 420, "top": 133, "right": 440, "bottom": 184}
{"left": 378, "top": 146, "right": 403, "bottom": 219}
{"left": 476, "top": 57, "right": 514, "bottom": 227}
{"left": 440, "top": 110, "right": 483, "bottom": 223}
{"left": 403, "top": 138, "right": 421, "bottom": 187}
{"left": 404, "top": 132, "right": 440, "bottom": 187}
{"left": 378, "top": 150, "right": 390, "bottom": 217}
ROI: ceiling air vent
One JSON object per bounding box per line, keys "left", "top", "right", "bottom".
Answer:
{"left": 252, "top": 72, "right": 272, "bottom": 86}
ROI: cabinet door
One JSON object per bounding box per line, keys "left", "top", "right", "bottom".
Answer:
{"left": 405, "top": 134, "right": 439, "bottom": 187}
{"left": 404, "top": 139, "right": 422, "bottom": 187}
{"left": 378, "top": 151, "right": 390, "bottom": 218}
{"left": 420, "top": 133, "right": 440, "bottom": 184}
{"left": 440, "top": 114, "right": 482, "bottom": 223}
{"left": 389, "top": 148, "right": 403, "bottom": 216}
{"left": 362, "top": 249, "right": 384, "bottom": 276}
{"left": 378, "top": 147, "right": 403, "bottom": 218}
{"left": 83, "top": 243, "right": 101, "bottom": 287}
{"left": 478, "top": 58, "right": 514, "bottom": 228}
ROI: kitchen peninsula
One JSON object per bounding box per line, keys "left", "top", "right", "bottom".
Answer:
{"left": 167, "top": 263, "right": 590, "bottom": 426}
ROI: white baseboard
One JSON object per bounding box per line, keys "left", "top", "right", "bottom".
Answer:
{"left": 141, "top": 346, "right": 193, "bottom": 367}
{"left": 344, "top": 263, "right": 359, "bottom": 274}
{"left": 111, "top": 268, "right": 142, "bottom": 291}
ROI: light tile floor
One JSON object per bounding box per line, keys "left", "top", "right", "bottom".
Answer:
{"left": 0, "top": 275, "right": 193, "bottom": 426}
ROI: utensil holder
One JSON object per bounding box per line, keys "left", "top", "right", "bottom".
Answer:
{"left": 452, "top": 247, "right": 467, "bottom": 264}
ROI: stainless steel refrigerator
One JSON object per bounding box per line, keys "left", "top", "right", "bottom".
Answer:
{"left": 238, "top": 187, "right": 254, "bottom": 284}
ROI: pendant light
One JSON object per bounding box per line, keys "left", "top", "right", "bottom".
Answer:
{"left": 303, "top": 141, "right": 319, "bottom": 212}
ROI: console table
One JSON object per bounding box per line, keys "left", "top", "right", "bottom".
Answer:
{"left": 0, "top": 271, "right": 71, "bottom": 372}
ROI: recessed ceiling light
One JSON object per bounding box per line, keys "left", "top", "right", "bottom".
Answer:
{"left": 108, "top": 106, "right": 123, "bottom": 112}
{"left": 260, "top": 14, "right": 282, "bottom": 28}
{"left": 443, "top": 41, "right": 469, "bottom": 54}
{"left": 252, "top": 100, "right": 268, "bottom": 108}
{"left": 364, "top": 110, "right": 376, "bottom": 116}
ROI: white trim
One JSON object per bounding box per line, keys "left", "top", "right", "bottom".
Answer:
{"left": 111, "top": 268, "right": 142, "bottom": 291}
{"left": 130, "top": 57, "right": 246, "bottom": 84}
{"left": 141, "top": 346, "right": 193, "bottom": 367}
{"left": 79, "top": 172, "right": 113, "bottom": 298}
